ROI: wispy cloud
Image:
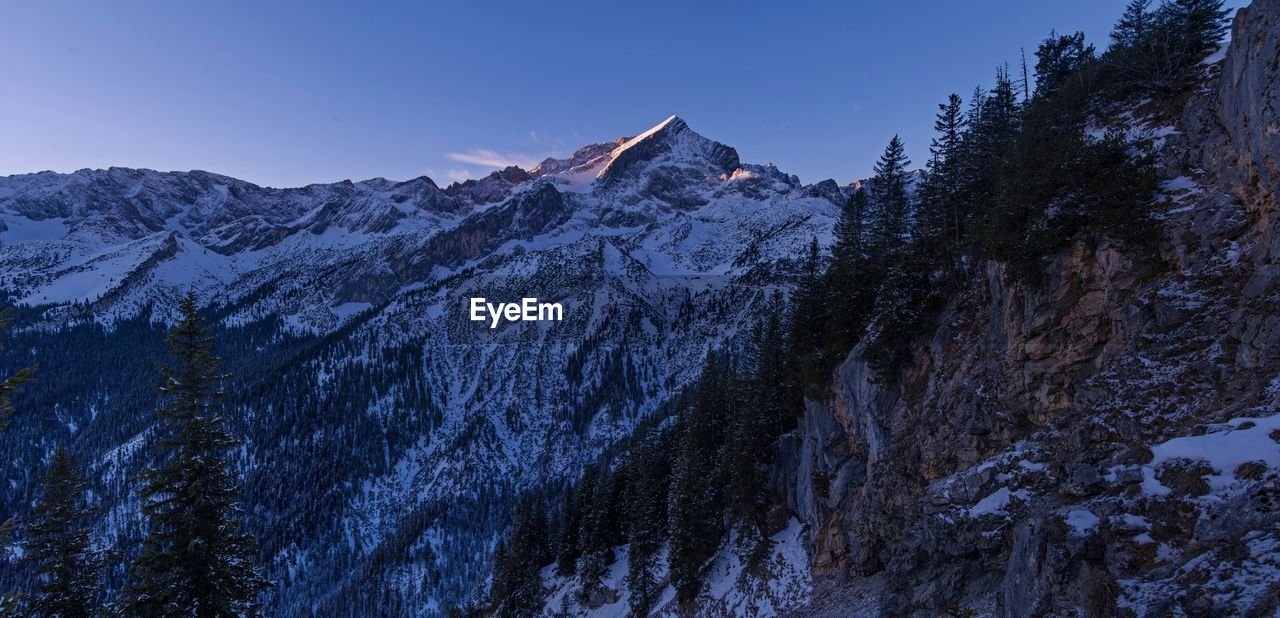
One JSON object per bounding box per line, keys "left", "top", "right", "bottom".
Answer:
{"left": 445, "top": 149, "right": 542, "bottom": 170}
{"left": 446, "top": 169, "right": 473, "bottom": 182}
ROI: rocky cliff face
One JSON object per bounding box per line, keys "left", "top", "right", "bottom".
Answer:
{"left": 783, "top": 2, "right": 1280, "bottom": 615}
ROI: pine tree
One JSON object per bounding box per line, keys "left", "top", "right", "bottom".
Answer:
{"left": 786, "top": 238, "right": 827, "bottom": 388}
{"left": 24, "top": 447, "right": 104, "bottom": 618}
{"left": 822, "top": 189, "right": 875, "bottom": 359}
{"left": 921, "top": 94, "right": 968, "bottom": 273}
{"left": 491, "top": 496, "right": 548, "bottom": 617}
{"left": 1111, "top": 0, "right": 1153, "bottom": 47}
{"left": 724, "top": 300, "right": 789, "bottom": 547}
{"left": 865, "top": 136, "right": 913, "bottom": 267}
{"left": 624, "top": 431, "right": 667, "bottom": 616}
{"left": 984, "top": 66, "right": 1023, "bottom": 146}
{"left": 754, "top": 291, "right": 795, "bottom": 437}
{"left": 1168, "top": 0, "right": 1229, "bottom": 60}
{"left": 863, "top": 136, "right": 931, "bottom": 381}
{"left": 667, "top": 351, "right": 730, "bottom": 603}
{"left": 552, "top": 482, "right": 583, "bottom": 577}
{"left": 1033, "top": 31, "right": 1095, "bottom": 98}
{"left": 124, "top": 292, "right": 269, "bottom": 617}
{"left": 970, "top": 67, "right": 1026, "bottom": 260}
{"left": 864, "top": 258, "right": 930, "bottom": 382}
{"left": 575, "top": 474, "right": 615, "bottom": 604}
{"left": 1019, "top": 48, "right": 1031, "bottom": 101}
{"left": 1106, "top": 0, "right": 1229, "bottom": 96}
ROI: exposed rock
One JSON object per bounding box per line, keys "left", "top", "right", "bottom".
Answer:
{"left": 783, "top": 1, "right": 1280, "bottom": 614}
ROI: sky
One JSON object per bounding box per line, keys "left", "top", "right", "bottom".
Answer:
{"left": 0, "top": 1, "right": 1248, "bottom": 188}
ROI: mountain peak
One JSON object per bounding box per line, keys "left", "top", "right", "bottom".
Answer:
{"left": 596, "top": 116, "right": 740, "bottom": 188}
{"left": 609, "top": 115, "right": 687, "bottom": 155}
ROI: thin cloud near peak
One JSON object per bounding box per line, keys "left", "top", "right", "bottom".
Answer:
{"left": 445, "top": 149, "right": 542, "bottom": 170}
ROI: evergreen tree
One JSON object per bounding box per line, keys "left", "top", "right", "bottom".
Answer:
{"left": 575, "top": 473, "right": 615, "bottom": 604}
{"left": 1111, "top": 0, "right": 1153, "bottom": 47}
{"left": 921, "top": 94, "right": 968, "bottom": 273}
{"left": 863, "top": 136, "right": 932, "bottom": 381}
{"left": 823, "top": 189, "right": 876, "bottom": 358}
{"left": 983, "top": 66, "right": 1023, "bottom": 147}
{"left": 970, "top": 67, "right": 1025, "bottom": 260}
{"left": 667, "top": 352, "right": 730, "bottom": 602}
{"left": 753, "top": 292, "right": 796, "bottom": 437}
{"left": 723, "top": 298, "right": 791, "bottom": 547}
{"left": 857, "top": 136, "right": 933, "bottom": 383}
{"left": 624, "top": 431, "right": 667, "bottom": 616}
{"left": 490, "top": 496, "right": 548, "bottom": 617}
{"left": 957, "top": 84, "right": 993, "bottom": 248}
{"left": 556, "top": 472, "right": 597, "bottom": 578}
{"left": 24, "top": 447, "right": 104, "bottom": 618}
{"left": 124, "top": 292, "right": 269, "bottom": 617}
{"left": 864, "top": 259, "right": 930, "bottom": 382}
{"left": 552, "top": 482, "right": 583, "bottom": 577}
{"left": 786, "top": 238, "right": 827, "bottom": 388}
{"left": 1105, "top": 0, "right": 1229, "bottom": 96}
{"left": 1168, "top": 0, "right": 1230, "bottom": 60}
{"left": 1033, "top": 31, "right": 1096, "bottom": 98}
{"left": 865, "top": 135, "right": 913, "bottom": 266}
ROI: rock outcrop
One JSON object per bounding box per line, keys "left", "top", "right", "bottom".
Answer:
{"left": 784, "top": 1, "right": 1280, "bottom": 615}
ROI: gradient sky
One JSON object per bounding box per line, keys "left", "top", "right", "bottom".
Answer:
{"left": 0, "top": 1, "right": 1247, "bottom": 188}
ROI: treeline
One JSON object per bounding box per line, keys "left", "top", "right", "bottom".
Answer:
{"left": 801, "top": 0, "right": 1226, "bottom": 382}
{"left": 482, "top": 0, "right": 1230, "bottom": 614}
{"left": 1, "top": 295, "right": 269, "bottom": 616}
{"left": 487, "top": 295, "right": 794, "bottom": 616}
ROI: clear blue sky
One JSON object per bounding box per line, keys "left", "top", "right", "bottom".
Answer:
{"left": 0, "top": 1, "right": 1247, "bottom": 188}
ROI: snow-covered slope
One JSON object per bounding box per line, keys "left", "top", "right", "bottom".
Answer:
{"left": 541, "top": 519, "right": 812, "bottom": 617}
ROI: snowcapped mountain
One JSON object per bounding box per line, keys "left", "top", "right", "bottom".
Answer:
{"left": 0, "top": 116, "right": 844, "bottom": 612}
{"left": 0, "top": 115, "right": 836, "bottom": 327}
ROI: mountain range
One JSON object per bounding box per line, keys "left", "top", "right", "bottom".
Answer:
{"left": 4, "top": 0, "right": 1280, "bottom": 613}
{"left": 0, "top": 114, "right": 843, "bottom": 613}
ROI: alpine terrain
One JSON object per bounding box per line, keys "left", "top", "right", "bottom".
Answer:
{"left": 2, "top": 0, "right": 1279, "bottom": 615}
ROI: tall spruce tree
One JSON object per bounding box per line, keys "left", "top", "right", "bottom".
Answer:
{"left": 575, "top": 473, "right": 616, "bottom": 604}
{"left": 823, "top": 189, "right": 875, "bottom": 358}
{"left": 786, "top": 238, "right": 828, "bottom": 388}
{"left": 24, "top": 447, "right": 103, "bottom": 618}
{"left": 864, "top": 136, "right": 931, "bottom": 381}
{"left": 1107, "top": 0, "right": 1230, "bottom": 96}
{"left": 624, "top": 430, "right": 667, "bottom": 616}
{"left": 552, "top": 480, "right": 584, "bottom": 577}
{"left": 1169, "top": 0, "right": 1230, "bottom": 60}
{"left": 124, "top": 292, "right": 269, "bottom": 617}
{"left": 922, "top": 94, "right": 968, "bottom": 273}
{"left": 490, "top": 496, "right": 548, "bottom": 617}
{"left": 1111, "top": 0, "right": 1154, "bottom": 47}
{"left": 667, "top": 351, "right": 731, "bottom": 602}
{"left": 864, "top": 258, "right": 930, "bottom": 382}
{"left": 971, "top": 67, "right": 1026, "bottom": 260}
{"left": 866, "top": 136, "right": 913, "bottom": 267}
{"left": 723, "top": 309, "right": 780, "bottom": 542}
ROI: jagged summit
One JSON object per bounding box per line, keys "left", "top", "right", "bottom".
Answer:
{"left": 596, "top": 115, "right": 741, "bottom": 187}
